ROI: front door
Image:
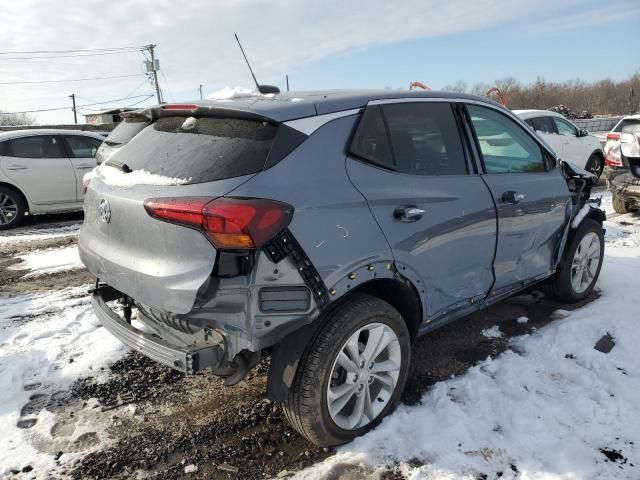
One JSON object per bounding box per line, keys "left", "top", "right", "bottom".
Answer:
{"left": 346, "top": 102, "right": 497, "bottom": 320}
{"left": 0, "top": 135, "right": 76, "bottom": 204}
{"left": 466, "top": 105, "right": 570, "bottom": 293}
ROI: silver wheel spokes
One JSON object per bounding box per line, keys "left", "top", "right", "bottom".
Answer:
{"left": 327, "top": 323, "right": 401, "bottom": 431}
{"left": 0, "top": 193, "right": 18, "bottom": 225}
{"left": 571, "top": 232, "right": 601, "bottom": 293}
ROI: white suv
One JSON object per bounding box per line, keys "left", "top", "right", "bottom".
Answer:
{"left": 515, "top": 110, "right": 604, "bottom": 177}
{"left": 0, "top": 129, "right": 104, "bottom": 229}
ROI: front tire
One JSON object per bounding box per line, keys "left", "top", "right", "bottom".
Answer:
{"left": 586, "top": 153, "right": 604, "bottom": 180}
{"left": 0, "top": 186, "right": 26, "bottom": 230}
{"left": 545, "top": 218, "right": 604, "bottom": 303}
{"left": 283, "top": 294, "right": 411, "bottom": 447}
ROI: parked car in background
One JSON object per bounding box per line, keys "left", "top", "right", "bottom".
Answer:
{"left": 80, "top": 91, "right": 605, "bottom": 447}
{"left": 604, "top": 113, "right": 640, "bottom": 160}
{"left": 515, "top": 110, "right": 604, "bottom": 178}
{"left": 607, "top": 124, "right": 640, "bottom": 213}
{"left": 95, "top": 112, "right": 149, "bottom": 165}
{"left": 0, "top": 129, "right": 104, "bottom": 229}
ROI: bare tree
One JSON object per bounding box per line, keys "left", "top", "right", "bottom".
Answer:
{"left": 0, "top": 110, "right": 36, "bottom": 127}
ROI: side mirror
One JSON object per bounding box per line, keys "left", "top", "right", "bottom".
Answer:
{"left": 577, "top": 128, "right": 589, "bottom": 137}
{"left": 620, "top": 125, "right": 640, "bottom": 178}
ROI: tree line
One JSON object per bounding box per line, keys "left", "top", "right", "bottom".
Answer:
{"left": 442, "top": 70, "right": 640, "bottom": 116}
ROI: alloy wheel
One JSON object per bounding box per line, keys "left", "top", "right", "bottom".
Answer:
{"left": 0, "top": 193, "right": 19, "bottom": 226}
{"left": 326, "top": 322, "right": 402, "bottom": 430}
{"left": 571, "top": 231, "right": 601, "bottom": 293}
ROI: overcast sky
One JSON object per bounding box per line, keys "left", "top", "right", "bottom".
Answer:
{"left": 1, "top": 0, "right": 638, "bottom": 125}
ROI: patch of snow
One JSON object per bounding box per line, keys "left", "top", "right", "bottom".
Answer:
{"left": 481, "top": 325, "right": 503, "bottom": 338}
{"left": 297, "top": 200, "right": 640, "bottom": 480}
{"left": 184, "top": 464, "right": 198, "bottom": 474}
{"left": 0, "top": 287, "right": 127, "bottom": 477}
{"left": 516, "top": 316, "right": 529, "bottom": 324}
{"left": 206, "top": 85, "right": 259, "bottom": 100}
{"left": 87, "top": 163, "right": 191, "bottom": 188}
{"left": 9, "top": 245, "right": 82, "bottom": 277}
{"left": 571, "top": 204, "right": 591, "bottom": 228}
{"left": 0, "top": 223, "right": 79, "bottom": 245}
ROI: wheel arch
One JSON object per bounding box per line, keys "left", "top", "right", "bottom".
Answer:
{"left": 0, "top": 181, "right": 29, "bottom": 212}
{"left": 266, "top": 277, "right": 423, "bottom": 403}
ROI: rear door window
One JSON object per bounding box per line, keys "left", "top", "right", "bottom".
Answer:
{"left": 382, "top": 102, "right": 467, "bottom": 176}
{"left": 468, "top": 105, "right": 546, "bottom": 174}
{"left": 63, "top": 135, "right": 103, "bottom": 158}
{"left": 7, "top": 135, "right": 64, "bottom": 159}
{"left": 107, "top": 116, "right": 277, "bottom": 184}
{"left": 531, "top": 116, "right": 557, "bottom": 134}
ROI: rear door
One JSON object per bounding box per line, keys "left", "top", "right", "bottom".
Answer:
{"left": 466, "top": 104, "right": 570, "bottom": 293}
{"left": 0, "top": 134, "right": 76, "bottom": 204}
{"left": 346, "top": 102, "right": 497, "bottom": 321}
{"left": 61, "top": 134, "right": 103, "bottom": 200}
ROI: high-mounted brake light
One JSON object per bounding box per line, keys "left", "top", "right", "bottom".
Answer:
{"left": 143, "top": 197, "right": 293, "bottom": 249}
{"left": 607, "top": 133, "right": 620, "bottom": 141}
{"left": 161, "top": 104, "right": 198, "bottom": 111}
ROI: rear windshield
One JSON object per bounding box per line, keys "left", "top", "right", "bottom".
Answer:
{"left": 106, "top": 116, "right": 277, "bottom": 184}
{"left": 105, "top": 117, "right": 150, "bottom": 146}
{"left": 614, "top": 118, "right": 640, "bottom": 133}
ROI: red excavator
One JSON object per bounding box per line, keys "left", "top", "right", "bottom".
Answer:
{"left": 409, "top": 81, "right": 508, "bottom": 107}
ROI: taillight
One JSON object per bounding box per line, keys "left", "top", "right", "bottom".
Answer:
{"left": 82, "top": 178, "right": 90, "bottom": 194}
{"left": 605, "top": 149, "right": 623, "bottom": 167}
{"left": 143, "top": 197, "right": 293, "bottom": 249}
{"left": 607, "top": 133, "right": 620, "bottom": 141}
{"left": 161, "top": 104, "right": 198, "bottom": 111}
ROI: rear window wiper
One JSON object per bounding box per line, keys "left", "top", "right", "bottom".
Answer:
{"left": 106, "top": 161, "right": 132, "bottom": 173}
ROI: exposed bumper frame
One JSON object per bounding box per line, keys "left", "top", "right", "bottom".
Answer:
{"left": 91, "top": 289, "right": 224, "bottom": 375}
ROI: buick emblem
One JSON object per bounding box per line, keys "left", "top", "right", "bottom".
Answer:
{"left": 99, "top": 199, "right": 111, "bottom": 223}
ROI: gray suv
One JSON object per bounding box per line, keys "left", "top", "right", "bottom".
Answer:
{"left": 79, "top": 91, "right": 605, "bottom": 446}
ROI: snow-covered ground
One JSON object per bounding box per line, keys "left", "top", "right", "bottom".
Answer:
{"left": 0, "top": 223, "right": 79, "bottom": 246}
{"left": 9, "top": 245, "right": 83, "bottom": 277}
{"left": 298, "top": 193, "right": 640, "bottom": 479}
{"left": 0, "top": 191, "right": 638, "bottom": 479}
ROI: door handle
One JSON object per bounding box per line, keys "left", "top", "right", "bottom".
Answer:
{"left": 75, "top": 164, "right": 95, "bottom": 169}
{"left": 502, "top": 191, "right": 525, "bottom": 204}
{"left": 393, "top": 206, "right": 425, "bottom": 222}
{"left": 6, "top": 165, "right": 28, "bottom": 170}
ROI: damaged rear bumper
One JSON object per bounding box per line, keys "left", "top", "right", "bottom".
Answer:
{"left": 91, "top": 288, "right": 224, "bottom": 375}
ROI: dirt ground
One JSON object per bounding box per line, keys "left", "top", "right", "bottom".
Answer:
{"left": 0, "top": 212, "right": 600, "bottom": 479}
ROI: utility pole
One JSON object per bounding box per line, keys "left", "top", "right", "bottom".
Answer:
{"left": 69, "top": 93, "right": 77, "bottom": 124}
{"left": 199, "top": 84, "right": 203, "bottom": 100}
{"left": 146, "top": 44, "right": 163, "bottom": 104}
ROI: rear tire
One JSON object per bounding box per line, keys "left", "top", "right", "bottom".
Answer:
{"left": 0, "top": 186, "right": 26, "bottom": 230}
{"left": 612, "top": 193, "right": 630, "bottom": 214}
{"left": 544, "top": 218, "right": 604, "bottom": 303}
{"left": 283, "top": 293, "right": 411, "bottom": 447}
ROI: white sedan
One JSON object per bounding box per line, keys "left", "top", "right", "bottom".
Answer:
{"left": 514, "top": 110, "right": 604, "bottom": 177}
{"left": 0, "top": 129, "right": 104, "bottom": 229}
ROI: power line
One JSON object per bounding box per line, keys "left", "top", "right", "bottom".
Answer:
{"left": 0, "top": 50, "right": 144, "bottom": 61}
{"left": 2, "top": 94, "right": 155, "bottom": 115}
{"left": 0, "top": 46, "right": 144, "bottom": 54}
{"left": 0, "top": 73, "right": 144, "bottom": 85}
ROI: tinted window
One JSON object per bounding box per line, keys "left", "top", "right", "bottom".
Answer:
{"left": 105, "top": 117, "right": 150, "bottom": 146}
{"left": 553, "top": 118, "right": 577, "bottom": 136}
{"left": 531, "top": 116, "right": 557, "bottom": 134}
{"left": 614, "top": 118, "right": 640, "bottom": 133}
{"left": 468, "top": 105, "right": 545, "bottom": 174}
{"left": 349, "top": 106, "right": 393, "bottom": 169}
{"left": 107, "top": 116, "right": 277, "bottom": 184}
{"left": 382, "top": 103, "right": 467, "bottom": 176}
{"left": 64, "top": 135, "right": 102, "bottom": 158}
{"left": 7, "top": 135, "right": 64, "bottom": 159}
